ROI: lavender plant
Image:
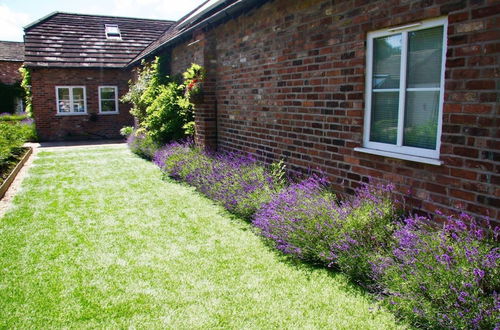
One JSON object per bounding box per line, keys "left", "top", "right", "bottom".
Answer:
{"left": 372, "top": 213, "right": 500, "bottom": 329}
{"left": 253, "top": 177, "right": 396, "bottom": 284}
{"left": 154, "top": 140, "right": 280, "bottom": 219}
{"left": 127, "top": 130, "right": 158, "bottom": 160}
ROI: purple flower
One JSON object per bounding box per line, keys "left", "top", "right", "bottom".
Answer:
{"left": 473, "top": 268, "right": 485, "bottom": 283}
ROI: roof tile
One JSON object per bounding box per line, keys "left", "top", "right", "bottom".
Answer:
{"left": 0, "top": 41, "right": 25, "bottom": 61}
{"left": 24, "top": 12, "right": 174, "bottom": 68}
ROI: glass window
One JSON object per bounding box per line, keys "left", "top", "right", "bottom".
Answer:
{"left": 99, "top": 86, "right": 118, "bottom": 113}
{"left": 364, "top": 18, "right": 447, "bottom": 160}
{"left": 56, "top": 87, "right": 86, "bottom": 114}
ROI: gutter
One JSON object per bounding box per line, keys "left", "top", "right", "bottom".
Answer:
{"left": 128, "top": 0, "right": 269, "bottom": 67}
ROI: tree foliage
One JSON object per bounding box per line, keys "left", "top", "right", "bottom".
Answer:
{"left": 121, "top": 58, "right": 200, "bottom": 145}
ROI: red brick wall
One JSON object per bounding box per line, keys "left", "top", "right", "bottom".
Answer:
{"left": 30, "top": 67, "right": 133, "bottom": 141}
{"left": 0, "top": 61, "right": 22, "bottom": 85}
{"left": 168, "top": 0, "right": 499, "bottom": 222}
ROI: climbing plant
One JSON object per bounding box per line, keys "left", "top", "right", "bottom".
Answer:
{"left": 19, "top": 67, "right": 32, "bottom": 116}
{"left": 122, "top": 58, "right": 203, "bottom": 145}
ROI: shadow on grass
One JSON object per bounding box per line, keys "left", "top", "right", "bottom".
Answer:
{"left": 130, "top": 150, "right": 406, "bottom": 326}
{"left": 156, "top": 167, "right": 385, "bottom": 302}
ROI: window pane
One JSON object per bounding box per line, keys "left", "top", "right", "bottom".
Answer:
{"left": 73, "top": 100, "right": 85, "bottom": 112}
{"left": 373, "top": 34, "right": 402, "bottom": 89}
{"left": 407, "top": 26, "right": 443, "bottom": 88}
{"left": 100, "top": 87, "right": 116, "bottom": 100}
{"left": 101, "top": 100, "right": 116, "bottom": 112}
{"left": 370, "top": 92, "right": 399, "bottom": 144}
{"left": 73, "top": 88, "right": 84, "bottom": 100}
{"left": 58, "top": 88, "right": 70, "bottom": 100}
{"left": 403, "top": 91, "right": 439, "bottom": 149}
{"left": 57, "top": 88, "right": 70, "bottom": 112}
{"left": 58, "top": 100, "right": 71, "bottom": 112}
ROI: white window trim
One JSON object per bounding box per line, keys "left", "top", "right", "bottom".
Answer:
{"left": 98, "top": 86, "right": 119, "bottom": 114}
{"left": 363, "top": 17, "right": 448, "bottom": 164}
{"left": 105, "top": 24, "right": 122, "bottom": 40}
{"left": 55, "top": 86, "right": 87, "bottom": 116}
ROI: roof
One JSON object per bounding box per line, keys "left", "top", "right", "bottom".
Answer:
{"left": 130, "top": 0, "right": 267, "bottom": 66}
{"left": 24, "top": 12, "right": 174, "bottom": 68}
{"left": 0, "top": 41, "right": 24, "bottom": 62}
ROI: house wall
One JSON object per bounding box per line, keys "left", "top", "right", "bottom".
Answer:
{"left": 0, "top": 61, "right": 22, "bottom": 85}
{"left": 168, "top": 0, "right": 499, "bottom": 222}
{"left": 30, "top": 67, "right": 134, "bottom": 141}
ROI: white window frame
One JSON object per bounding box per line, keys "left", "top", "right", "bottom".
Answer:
{"left": 55, "top": 86, "right": 87, "bottom": 115}
{"left": 105, "top": 24, "right": 122, "bottom": 40}
{"left": 98, "top": 86, "right": 119, "bottom": 114}
{"left": 357, "top": 17, "right": 448, "bottom": 165}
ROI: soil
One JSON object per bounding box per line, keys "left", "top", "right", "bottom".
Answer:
{"left": 0, "top": 147, "right": 29, "bottom": 186}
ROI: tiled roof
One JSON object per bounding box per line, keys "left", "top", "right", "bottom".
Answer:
{"left": 24, "top": 12, "right": 174, "bottom": 68}
{"left": 0, "top": 41, "right": 24, "bottom": 61}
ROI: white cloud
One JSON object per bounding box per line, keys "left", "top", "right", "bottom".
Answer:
{"left": 0, "top": 5, "right": 31, "bottom": 42}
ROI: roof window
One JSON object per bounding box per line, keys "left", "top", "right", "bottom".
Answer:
{"left": 105, "top": 24, "right": 121, "bottom": 40}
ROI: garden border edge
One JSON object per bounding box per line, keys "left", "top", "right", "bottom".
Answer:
{"left": 0, "top": 147, "right": 33, "bottom": 200}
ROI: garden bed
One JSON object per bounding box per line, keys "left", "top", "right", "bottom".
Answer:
{"left": 0, "top": 147, "right": 32, "bottom": 199}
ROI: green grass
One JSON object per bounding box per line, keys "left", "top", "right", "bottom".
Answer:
{"left": 0, "top": 146, "right": 404, "bottom": 328}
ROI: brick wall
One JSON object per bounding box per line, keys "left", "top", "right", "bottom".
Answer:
{"left": 0, "top": 61, "right": 22, "bottom": 85}
{"left": 168, "top": 0, "right": 499, "bottom": 222}
{"left": 30, "top": 67, "right": 133, "bottom": 141}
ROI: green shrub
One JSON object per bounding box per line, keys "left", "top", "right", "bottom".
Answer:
{"left": 120, "top": 126, "right": 134, "bottom": 137}
{"left": 0, "top": 121, "right": 33, "bottom": 164}
{"left": 121, "top": 58, "right": 195, "bottom": 146}
{"left": 0, "top": 113, "right": 29, "bottom": 122}
{"left": 142, "top": 82, "right": 192, "bottom": 144}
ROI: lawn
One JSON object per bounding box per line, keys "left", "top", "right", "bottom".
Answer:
{"left": 0, "top": 145, "right": 403, "bottom": 328}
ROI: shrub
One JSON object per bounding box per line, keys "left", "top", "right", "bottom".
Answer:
{"left": 372, "top": 213, "right": 500, "bottom": 329}
{"left": 120, "top": 126, "right": 134, "bottom": 137}
{"left": 0, "top": 120, "right": 34, "bottom": 164}
{"left": 127, "top": 130, "right": 158, "bottom": 160}
{"left": 142, "top": 82, "right": 192, "bottom": 144}
{"left": 0, "top": 113, "right": 29, "bottom": 122}
{"left": 253, "top": 178, "right": 396, "bottom": 284}
{"left": 154, "top": 140, "right": 280, "bottom": 219}
{"left": 122, "top": 58, "right": 195, "bottom": 145}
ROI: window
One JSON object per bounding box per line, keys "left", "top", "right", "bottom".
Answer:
{"left": 99, "top": 86, "right": 119, "bottom": 114}
{"left": 105, "top": 24, "right": 121, "bottom": 40}
{"left": 360, "top": 17, "right": 447, "bottom": 163}
{"left": 56, "top": 86, "right": 87, "bottom": 114}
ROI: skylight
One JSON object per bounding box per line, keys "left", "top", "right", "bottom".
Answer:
{"left": 105, "top": 24, "right": 121, "bottom": 40}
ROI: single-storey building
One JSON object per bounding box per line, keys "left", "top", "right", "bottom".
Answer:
{"left": 21, "top": 1, "right": 498, "bottom": 221}
{"left": 0, "top": 41, "right": 24, "bottom": 113}
{"left": 23, "top": 12, "right": 174, "bottom": 140}
{"left": 129, "top": 0, "right": 499, "bottom": 222}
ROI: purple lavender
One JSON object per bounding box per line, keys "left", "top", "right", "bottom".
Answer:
{"left": 153, "top": 139, "right": 280, "bottom": 219}
{"left": 374, "top": 213, "right": 500, "bottom": 329}
{"left": 253, "top": 177, "right": 396, "bottom": 284}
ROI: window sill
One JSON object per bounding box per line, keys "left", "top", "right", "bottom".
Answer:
{"left": 56, "top": 112, "right": 88, "bottom": 116}
{"left": 98, "top": 112, "right": 119, "bottom": 115}
{"left": 354, "top": 147, "right": 442, "bottom": 166}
